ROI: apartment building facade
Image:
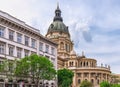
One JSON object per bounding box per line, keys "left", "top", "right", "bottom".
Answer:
{"left": 0, "top": 10, "right": 57, "bottom": 87}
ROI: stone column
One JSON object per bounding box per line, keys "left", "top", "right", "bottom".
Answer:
{"left": 5, "top": 43, "right": 9, "bottom": 56}
{"left": 81, "top": 73, "right": 84, "bottom": 82}
{"left": 89, "top": 73, "right": 91, "bottom": 81}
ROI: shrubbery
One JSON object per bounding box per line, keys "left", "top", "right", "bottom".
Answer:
{"left": 100, "top": 81, "right": 120, "bottom": 87}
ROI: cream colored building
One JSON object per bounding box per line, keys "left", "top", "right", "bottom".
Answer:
{"left": 0, "top": 10, "right": 57, "bottom": 87}
{"left": 46, "top": 4, "right": 111, "bottom": 87}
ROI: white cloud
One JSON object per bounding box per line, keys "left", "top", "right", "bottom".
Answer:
{"left": 0, "top": 0, "right": 120, "bottom": 74}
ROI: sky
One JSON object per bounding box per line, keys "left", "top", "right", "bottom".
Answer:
{"left": 0, "top": 0, "right": 120, "bottom": 74}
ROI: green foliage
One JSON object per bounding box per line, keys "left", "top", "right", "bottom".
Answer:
{"left": 100, "top": 81, "right": 120, "bottom": 87}
{"left": 112, "top": 84, "right": 120, "bottom": 87}
{"left": 0, "top": 59, "right": 15, "bottom": 80}
{"left": 15, "top": 54, "right": 56, "bottom": 82}
{"left": 100, "top": 81, "right": 111, "bottom": 87}
{"left": 80, "top": 80, "right": 93, "bottom": 87}
{"left": 0, "top": 59, "right": 14, "bottom": 73}
{"left": 57, "top": 68, "right": 74, "bottom": 87}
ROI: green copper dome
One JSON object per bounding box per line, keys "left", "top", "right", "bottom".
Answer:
{"left": 48, "top": 21, "right": 69, "bottom": 34}
{"left": 47, "top": 4, "right": 70, "bottom": 35}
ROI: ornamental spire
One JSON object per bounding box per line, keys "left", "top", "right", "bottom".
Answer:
{"left": 53, "top": 2, "right": 63, "bottom": 22}
{"left": 57, "top": 2, "right": 59, "bottom": 10}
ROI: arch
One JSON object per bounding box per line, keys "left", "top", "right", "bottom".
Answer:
{"left": 69, "top": 62, "right": 71, "bottom": 66}
{"left": 86, "top": 62, "right": 88, "bottom": 67}
{"left": 72, "top": 62, "right": 73, "bottom": 66}
{"left": 81, "top": 62, "right": 82, "bottom": 67}
{"left": 84, "top": 62, "right": 85, "bottom": 67}
{"left": 51, "top": 83, "right": 54, "bottom": 85}
{"left": 60, "top": 42, "right": 64, "bottom": 49}
{"left": 78, "top": 79, "right": 81, "bottom": 84}
{"left": 91, "top": 79, "right": 94, "bottom": 84}
{"left": 97, "top": 79, "right": 99, "bottom": 84}
{"left": 46, "top": 82, "right": 49, "bottom": 85}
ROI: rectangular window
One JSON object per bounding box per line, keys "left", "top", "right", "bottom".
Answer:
{"left": 45, "top": 45, "right": 49, "bottom": 53}
{"left": 17, "top": 48, "right": 22, "bottom": 58}
{"left": 0, "top": 43, "right": 5, "bottom": 54}
{"left": 51, "top": 47, "right": 55, "bottom": 55}
{"left": 0, "top": 26, "right": 5, "bottom": 37}
{"left": 51, "top": 58, "right": 55, "bottom": 64}
{"left": 39, "top": 42, "right": 43, "bottom": 51}
{"left": 25, "top": 36, "right": 29, "bottom": 46}
{"left": 66, "top": 44, "right": 70, "bottom": 52}
{"left": 31, "top": 39, "right": 36, "bottom": 48}
{"left": 24, "top": 50, "right": 29, "bottom": 57}
{"left": 31, "top": 51, "right": 36, "bottom": 55}
{"left": 17, "top": 33, "right": 22, "bottom": 43}
{"left": 9, "top": 30, "right": 14, "bottom": 41}
{"left": 9, "top": 45, "right": 14, "bottom": 56}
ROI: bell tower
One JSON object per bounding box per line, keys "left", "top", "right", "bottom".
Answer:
{"left": 46, "top": 4, "right": 74, "bottom": 68}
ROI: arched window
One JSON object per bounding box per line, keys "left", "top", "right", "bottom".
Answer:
{"left": 97, "top": 79, "right": 99, "bottom": 84}
{"left": 81, "top": 62, "right": 82, "bottom": 67}
{"left": 51, "top": 83, "right": 54, "bottom": 86}
{"left": 86, "top": 62, "right": 88, "bottom": 66}
{"left": 84, "top": 62, "right": 85, "bottom": 67}
{"left": 78, "top": 79, "right": 81, "bottom": 84}
{"left": 69, "top": 62, "right": 71, "bottom": 66}
{"left": 72, "top": 62, "right": 73, "bottom": 66}
{"left": 60, "top": 42, "right": 64, "bottom": 49}
{"left": 91, "top": 79, "right": 94, "bottom": 84}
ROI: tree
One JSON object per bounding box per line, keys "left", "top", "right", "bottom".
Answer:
{"left": 80, "top": 80, "right": 93, "bottom": 87}
{"left": 0, "top": 59, "right": 14, "bottom": 80}
{"left": 57, "top": 68, "right": 74, "bottom": 87}
{"left": 15, "top": 54, "right": 56, "bottom": 87}
{"left": 100, "top": 81, "right": 111, "bottom": 87}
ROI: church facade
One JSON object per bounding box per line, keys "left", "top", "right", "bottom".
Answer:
{"left": 46, "top": 4, "right": 111, "bottom": 87}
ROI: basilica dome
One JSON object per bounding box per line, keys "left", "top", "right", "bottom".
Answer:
{"left": 47, "top": 4, "right": 70, "bottom": 35}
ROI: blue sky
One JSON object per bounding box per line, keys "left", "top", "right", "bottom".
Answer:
{"left": 0, "top": 0, "right": 120, "bottom": 74}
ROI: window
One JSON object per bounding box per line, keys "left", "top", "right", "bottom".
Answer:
{"left": 9, "top": 45, "right": 14, "bottom": 56}
{"left": 45, "top": 45, "right": 49, "bottom": 53}
{"left": 78, "top": 79, "right": 81, "bottom": 84}
{"left": 97, "top": 80, "right": 99, "bottom": 84}
{"left": 51, "top": 47, "right": 55, "bottom": 55}
{"left": 31, "top": 51, "right": 36, "bottom": 55}
{"left": 66, "top": 44, "right": 70, "bottom": 52}
{"left": 0, "top": 43, "right": 5, "bottom": 54}
{"left": 39, "top": 42, "right": 43, "bottom": 51}
{"left": 25, "top": 36, "right": 29, "bottom": 46}
{"left": 8, "top": 61, "right": 13, "bottom": 72}
{"left": 51, "top": 58, "right": 55, "bottom": 64}
{"left": 77, "top": 73, "right": 81, "bottom": 77}
{"left": 17, "top": 48, "right": 22, "bottom": 58}
{"left": 91, "top": 79, "right": 94, "bottom": 84}
{"left": 31, "top": 39, "right": 36, "bottom": 48}
{"left": 0, "top": 26, "right": 5, "bottom": 37}
{"left": 24, "top": 50, "right": 29, "bottom": 57}
{"left": 9, "top": 30, "right": 14, "bottom": 41}
{"left": 17, "top": 33, "right": 22, "bottom": 43}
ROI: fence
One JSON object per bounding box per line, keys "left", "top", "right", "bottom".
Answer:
{"left": 0, "top": 82, "right": 55, "bottom": 87}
